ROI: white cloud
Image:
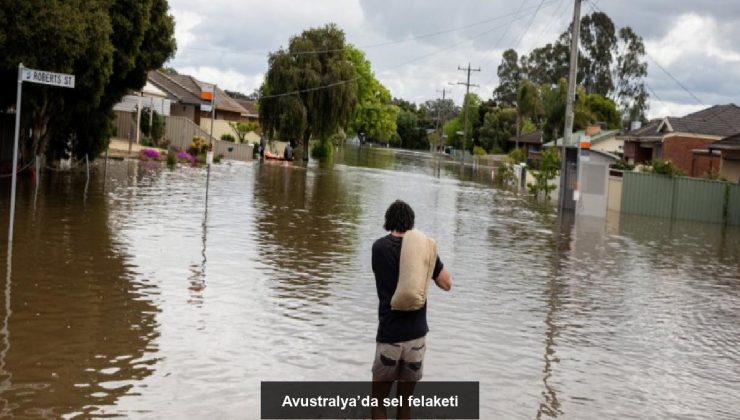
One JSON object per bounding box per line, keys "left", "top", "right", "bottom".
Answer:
{"left": 645, "top": 13, "right": 740, "bottom": 67}
{"left": 177, "top": 66, "right": 260, "bottom": 94}
{"left": 166, "top": 1, "right": 740, "bottom": 113}
{"left": 647, "top": 100, "right": 707, "bottom": 119}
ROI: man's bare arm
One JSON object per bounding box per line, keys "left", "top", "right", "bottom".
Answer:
{"left": 434, "top": 267, "right": 452, "bottom": 291}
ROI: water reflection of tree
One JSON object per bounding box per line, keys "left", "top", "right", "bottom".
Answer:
{"left": 0, "top": 171, "right": 159, "bottom": 417}
{"left": 252, "top": 162, "right": 361, "bottom": 313}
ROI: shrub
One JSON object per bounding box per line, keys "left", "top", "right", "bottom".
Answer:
{"left": 188, "top": 136, "right": 209, "bottom": 156}
{"left": 473, "top": 145, "right": 487, "bottom": 156}
{"left": 213, "top": 153, "right": 224, "bottom": 164}
{"left": 140, "top": 136, "right": 154, "bottom": 147}
{"left": 490, "top": 146, "right": 504, "bottom": 155}
{"left": 140, "top": 148, "right": 161, "bottom": 161}
{"left": 528, "top": 147, "right": 560, "bottom": 200}
{"left": 166, "top": 149, "right": 177, "bottom": 167}
{"left": 611, "top": 159, "right": 634, "bottom": 171}
{"left": 311, "top": 140, "right": 332, "bottom": 158}
{"left": 494, "top": 159, "right": 516, "bottom": 188}
{"left": 220, "top": 133, "right": 236, "bottom": 142}
{"left": 508, "top": 147, "right": 526, "bottom": 164}
{"left": 646, "top": 159, "right": 685, "bottom": 177}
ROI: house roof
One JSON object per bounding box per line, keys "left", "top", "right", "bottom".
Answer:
{"left": 234, "top": 99, "right": 259, "bottom": 118}
{"left": 708, "top": 133, "right": 740, "bottom": 151}
{"left": 506, "top": 130, "right": 543, "bottom": 145}
{"left": 544, "top": 129, "right": 619, "bottom": 148}
{"left": 147, "top": 70, "right": 249, "bottom": 116}
{"left": 620, "top": 104, "right": 740, "bottom": 141}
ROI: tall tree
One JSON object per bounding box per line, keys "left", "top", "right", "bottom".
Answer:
{"left": 586, "top": 93, "right": 620, "bottom": 129}
{"left": 580, "top": 12, "right": 617, "bottom": 96}
{"left": 346, "top": 45, "right": 399, "bottom": 142}
{"left": 259, "top": 24, "right": 358, "bottom": 161}
{"left": 515, "top": 80, "right": 542, "bottom": 147}
{"left": 479, "top": 107, "right": 517, "bottom": 153}
{"left": 0, "top": 0, "right": 175, "bottom": 162}
{"left": 493, "top": 49, "right": 522, "bottom": 106}
{"left": 615, "top": 26, "right": 648, "bottom": 124}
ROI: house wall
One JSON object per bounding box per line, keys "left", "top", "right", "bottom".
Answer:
{"left": 624, "top": 140, "right": 653, "bottom": 164}
{"left": 591, "top": 136, "right": 623, "bottom": 155}
{"left": 171, "top": 104, "right": 198, "bottom": 124}
{"left": 662, "top": 135, "right": 716, "bottom": 174}
{"left": 719, "top": 150, "right": 740, "bottom": 182}
{"left": 690, "top": 153, "right": 720, "bottom": 178}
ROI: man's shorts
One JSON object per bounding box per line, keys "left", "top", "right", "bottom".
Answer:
{"left": 371, "top": 336, "right": 426, "bottom": 382}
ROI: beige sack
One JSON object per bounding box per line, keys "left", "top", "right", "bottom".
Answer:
{"left": 391, "top": 229, "right": 438, "bottom": 311}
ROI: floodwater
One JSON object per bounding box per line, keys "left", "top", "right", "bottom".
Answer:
{"left": 0, "top": 146, "right": 738, "bottom": 419}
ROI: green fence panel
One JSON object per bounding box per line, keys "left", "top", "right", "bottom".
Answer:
{"left": 673, "top": 177, "right": 727, "bottom": 224}
{"left": 621, "top": 171, "right": 674, "bottom": 218}
{"left": 728, "top": 183, "right": 740, "bottom": 226}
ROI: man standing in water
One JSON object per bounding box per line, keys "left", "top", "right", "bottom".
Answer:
{"left": 371, "top": 200, "right": 452, "bottom": 420}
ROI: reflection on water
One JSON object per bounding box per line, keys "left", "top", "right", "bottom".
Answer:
{"left": 0, "top": 146, "right": 737, "bottom": 418}
{"left": 0, "top": 168, "right": 159, "bottom": 417}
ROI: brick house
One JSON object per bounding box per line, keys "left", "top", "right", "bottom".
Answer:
{"left": 619, "top": 104, "right": 740, "bottom": 176}
{"left": 706, "top": 134, "right": 740, "bottom": 182}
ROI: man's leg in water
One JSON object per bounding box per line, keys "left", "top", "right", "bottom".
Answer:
{"left": 371, "top": 378, "right": 393, "bottom": 420}
{"left": 396, "top": 380, "right": 417, "bottom": 420}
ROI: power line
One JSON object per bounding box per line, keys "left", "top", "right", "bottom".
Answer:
{"left": 258, "top": 5, "right": 548, "bottom": 100}
{"left": 178, "top": 0, "right": 560, "bottom": 58}
{"left": 586, "top": 0, "right": 740, "bottom": 136}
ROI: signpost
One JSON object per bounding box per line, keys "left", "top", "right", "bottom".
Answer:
{"left": 7, "top": 63, "right": 75, "bottom": 244}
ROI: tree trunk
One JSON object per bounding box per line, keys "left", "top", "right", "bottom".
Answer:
{"left": 302, "top": 130, "right": 310, "bottom": 161}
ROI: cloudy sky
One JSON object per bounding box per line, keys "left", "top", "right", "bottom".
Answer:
{"left": 166, "top": 0, "right": 740, "bottom": 119}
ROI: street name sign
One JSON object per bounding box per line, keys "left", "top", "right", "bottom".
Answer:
{"left": 22, "top": 68, "right": 75, "bottom": 88}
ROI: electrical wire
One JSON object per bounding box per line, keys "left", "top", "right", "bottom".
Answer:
{"left": 178, "top": 0, "right": 560, "bottom": 58}
{"left": 258, "top": 4, "right": 551, "bottom": 100}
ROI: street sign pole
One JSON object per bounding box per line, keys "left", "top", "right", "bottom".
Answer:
{"left": 8, "top": 64, "right": 24, "bottom": 244}
{"left": 7, "top": 64, "right": 75, "bottom": 245}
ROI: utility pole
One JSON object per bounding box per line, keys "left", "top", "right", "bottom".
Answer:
{"left": 456, "top": 63, "right": 480, "bottom": 164}
{"left": 434, "top": 87, "right": 450, "bottom": 152}
{"left": 559, "top": 0, "right": 582, "bottom": 215}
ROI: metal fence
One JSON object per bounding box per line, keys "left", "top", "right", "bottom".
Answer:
{"left": 113, "top": 111, "right": 143, "bottom": 141}
{"left": 164, "top": 116, "right": 252, "bottom": 162}
{"left": 621, "top": 171, "right": 740, "bottom": 225}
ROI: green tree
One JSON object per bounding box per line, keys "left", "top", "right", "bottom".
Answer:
{"left": 140, "top": 107, "right": 165, "bottom": 141}
{"left": 396, "top": 108, "right": 428, "bottom": 150}
{"left": 229, "top": 121, "right": 259, "bottom": 143}
{"left": 443, "top": 93, "right": 480, "bottom": 152}
{"left": 259, "top": 24, "right": 358, "bottom": 161}
{"left": 528, "top": 147, "right": 560, "bottom": 200}
{"left": 493, "top": 49, "right": 522, "bottom": 106}
{"left": 515, "top": 80, "right": 542, "bottom": 148}
{"left": 479, "top": 107, "right": 517, "bottom": 153}
{"left": 0, "top": 0, "right": 175, "bottom": 162}
{"left": 586, "top": 93, "right": 620, "bottom": 129}
{"left": 346, "top": 45, "right": 399, "bottom": 142}
{"left": 580, "top": 12, "right": 617, "bottom": 96}
{"left": 615, "top": 26, "right": 649, "bottom": 124}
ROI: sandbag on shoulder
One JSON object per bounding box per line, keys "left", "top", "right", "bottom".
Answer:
{"left": 391, "top": 229, "right": 438, "bottom": 311}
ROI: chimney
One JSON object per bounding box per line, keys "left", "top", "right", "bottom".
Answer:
{"left": 630, "top": 120, "right": 642, "bottom": 131}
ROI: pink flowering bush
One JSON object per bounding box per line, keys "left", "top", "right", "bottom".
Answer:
{"left": 140, "top": 148, "right": 161, "bottom": 160}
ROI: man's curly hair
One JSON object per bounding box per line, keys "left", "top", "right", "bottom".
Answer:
{"left": 383, "top": 200, "right": 415, "bottom": 232}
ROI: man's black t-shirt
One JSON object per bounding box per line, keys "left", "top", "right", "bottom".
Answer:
{"left": 372, "top": 234, "right": 444, "bottom": 343}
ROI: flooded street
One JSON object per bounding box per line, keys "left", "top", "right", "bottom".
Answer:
{"left": 1, "top": 146, "right": 739, "bottom": 419}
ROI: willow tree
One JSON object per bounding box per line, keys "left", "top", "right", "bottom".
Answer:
{"left": 259, "top": 24, "right": 358, "bottom": 161}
